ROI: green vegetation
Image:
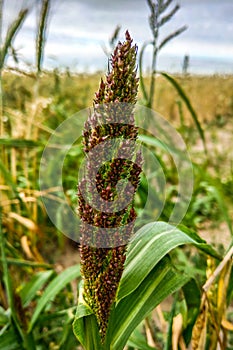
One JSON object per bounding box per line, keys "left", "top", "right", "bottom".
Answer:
{"left": 0, "top": 0, "right": 233, "bottom": 349}
{"left": 1, "top": 69, "right": 233, "bottom": 350}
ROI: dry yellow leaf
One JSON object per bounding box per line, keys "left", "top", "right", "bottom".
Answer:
{"left": 222, "top": 318, "right": 233, "bottom": 331}
{"left": 21, "top": 235, "right": 34, "bottom": 259}
{"left": 191, "top": 295, "right": 207, "bottom": 350}
{"left": 9, "top": 212, "right": 39, "bottom": 232}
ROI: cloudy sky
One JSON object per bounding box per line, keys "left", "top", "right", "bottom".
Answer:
{"left": 3, "top": 0, "right": 233, "bottom": 74}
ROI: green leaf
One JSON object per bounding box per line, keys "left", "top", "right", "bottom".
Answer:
{"left": 176, "top": 224, "right": 222, "bottom": 259}
{"left": 28, "top": 264, "right": 80, "bottom": 332}
{"left": 182, "top": 279, "right": 201, "bottom": 345}
{"left": 127, "top": 328, "right": 157, "bottom": 349}
{"left": 0, "top": 138, "right": 42, "bottom": 148}
{"left": 0, "top": 307, "right": 9, "bottom": 326}
{"left": 0, "top": 329, "right": 21, "bottom": 350}
{"left": 0, "top": 159, "right": 22, "bottom": 200}
{"left": 206, "top": 182, "right": 233, "bottom": 236}
{"left": 0, "top": 210, "right": 24, "bottom": 342}
{"left": 59, "top": 322, "right": 79, "bottom": 350}
{"left": 107, "top": 257, "right": 189, "bottom": 350}
{"left": 138, "top": 134, "right": 168, "bottom": 152}
{"left": 0, "top": 257, "right": 52, "bottom": 268}
{"left": 138, "top": 128, "right": 188, "bottom": 160}
{"left": 20, "top": 270, "right": 54, "bottom": 307}
{"left": 227, "top": 264, "right": 233, "bottom": 306}
{"left": 73, "top": 303, "right": 103, "bottom": 350}
{"left": 160, "top": 72, "right": 207, "bottom": 154}
{"left": 36, "top": 306, "right": 76, "bottom": 323}
{"left": 165, "top": 291, "right": 179, "bottom": 350}
{"left": 73, "top": 283, "right": 103, "bottom": 350}
{"left": 117, "top": 222, "right": 221, "bottom": 301}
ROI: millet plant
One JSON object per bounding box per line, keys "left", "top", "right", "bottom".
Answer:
{"left": 77, "top": 30, "right": 141, "bottom": 340}
{"left": 73, "top": 31, "right": 224, "bottom": 350}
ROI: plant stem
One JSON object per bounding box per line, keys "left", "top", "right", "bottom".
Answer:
{"left": 140, "top": 0, "right": 187, "bottom": 110}
{"left": 0, "top": 208, "right": 22, "bottom": 338}
{"left": 148, "top": 46, "right": 158, "bottom": 108}
{"left": 0, "top": 0, "right": 4, "bottom": 157}
{"left": 0, "top": 208, "right": 36, "bottom": 349}
{"left": 203, "top": 246, "right": 233, "bottom": 293}
{"left": 36, "top": 0, "right": 51, "bottom": 73}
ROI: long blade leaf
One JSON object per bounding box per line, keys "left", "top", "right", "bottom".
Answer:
{"left": 127, "top": 328, "right": 156, "bottom": 349}
{"left": 20, "top": 270, "right": 54, "bottom": 307}
{"left": 0, "top": 138, "right": 42, "bottom": 147}
{"left": 0, "top": 329, "right": 21, "bottom": 350}
{"left": 117, "top": 221, "right": 220, "bottom": 301}
{"left": 160, "top": 72, "right": 207, "bottom": 153}
{"left": 28, "top": 264, "right": 80, "bottom": 331}
{"left": 73, "top": 303, "right": 103, "bottom": 350}
{"left": 107, "top": 257, "right": 189, "bottom": 350}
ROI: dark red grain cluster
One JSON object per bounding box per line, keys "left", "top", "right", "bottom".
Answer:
{"left": 78, "top": 31, "right": 141, "bottom": 340}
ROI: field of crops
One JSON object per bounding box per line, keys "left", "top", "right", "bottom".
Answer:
{"left": 1, "top": 0, "right": 233, "bottom": 349}
{"left": 1, "top": 68, "right": 233, "bottom": 349}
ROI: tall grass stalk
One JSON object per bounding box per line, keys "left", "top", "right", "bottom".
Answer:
{"left": 19, "top": 0, "right": 51, "bottom": 243}
{"left": 0, "top": 207, "right": 36, "bottom": 349}
{"left": 0, "top": 0, "right": 3, "bottom": 148}
{"left": 36, "top": 0, "right": 51, "bottom": 74}
{"left": 139, "top": 0, "right": 187, "bottom": 109}
{"left": 0, "top": 7, "right": 28, "bottom": 70}
{"left": 0, "top": 3, "right": 29, "bottom": 220}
